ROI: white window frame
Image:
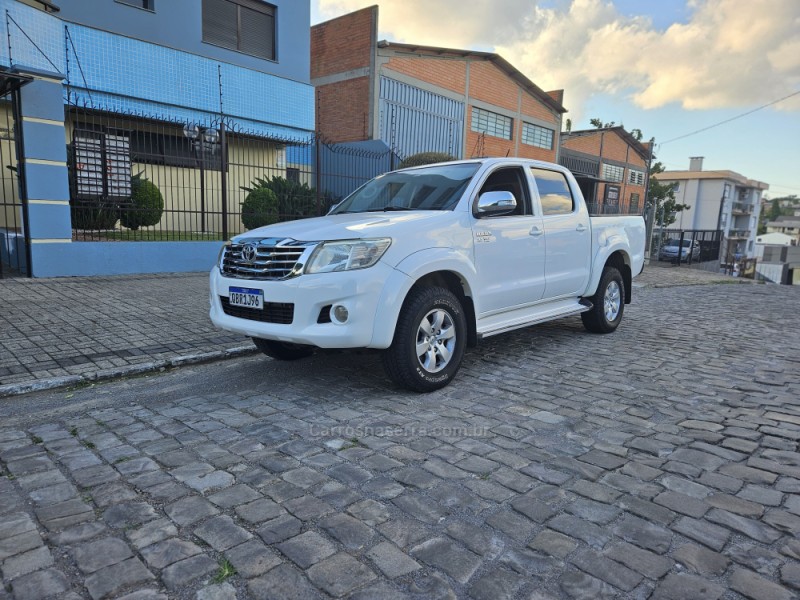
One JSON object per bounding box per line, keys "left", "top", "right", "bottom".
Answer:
{"left": 602, "top": 163, "right": 624, "bottom": 183}
{"left": 521, "top": 122, "right": 554, "bottom": 150}
{"left": 628, "top": 169, "right": 645, "bottom": 186}
{"left": 471, "top": 107, "right": 512, "bottom": 140}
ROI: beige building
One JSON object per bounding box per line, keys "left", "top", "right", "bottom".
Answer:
{"left": 655, "top": 157, "right": 769, "bottom": 260}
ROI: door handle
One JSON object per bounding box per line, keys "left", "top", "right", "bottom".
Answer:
{"left": 576, "top": 224, "right": 588, "bottom": 232}
{"left": 529, "top": 226, "right": 544, "bottom": 237}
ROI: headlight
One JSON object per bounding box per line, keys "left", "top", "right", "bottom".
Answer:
{"left": 305, "top": 238, "right": 391, "bottom": 274}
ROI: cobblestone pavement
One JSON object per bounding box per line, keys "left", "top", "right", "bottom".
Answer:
{"left": 0, "top": 264, "right": 744, "bottom": 393}
{"left": 2, "top": 281, "right": 798, "bottom": 599}
{"left": 0, "top": 274, "right": 250, "bottom": 390}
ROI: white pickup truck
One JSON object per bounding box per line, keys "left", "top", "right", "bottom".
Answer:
{"left": 210, "top": 158, "right": 646, "bottom": 392}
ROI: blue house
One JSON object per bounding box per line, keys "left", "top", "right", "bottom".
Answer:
{"left": 0, "top": 0, "right": 314, "bottom": 277}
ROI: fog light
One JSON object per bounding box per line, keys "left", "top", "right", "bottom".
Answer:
{"left": 332, "top": 305, "right": 349, "bottom": 324}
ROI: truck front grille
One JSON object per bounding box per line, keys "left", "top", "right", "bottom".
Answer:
{"left": 221, "top": 239, "right": 314, "bottom": 280}
{"left": 220, "top": 297, "right": 294, "bottom": 324}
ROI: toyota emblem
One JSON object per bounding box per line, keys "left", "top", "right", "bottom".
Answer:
{"left": 242, "top": 243, "right": 258, "bottom": 263}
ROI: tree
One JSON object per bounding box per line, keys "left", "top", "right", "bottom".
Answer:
{"left": 565, "top": 118, "right": 572, "bottom": 132}
{"left": 768, "top": 198, "right": 782, "bottom": 221}
{"left": 590, "top": 118, "right": 616, "bottom": 128}
{"left": 397, "top": 152, "right": 456, "bottom": 169}
{"left": 648, "top": 162, "right": 690, "bottom": 227}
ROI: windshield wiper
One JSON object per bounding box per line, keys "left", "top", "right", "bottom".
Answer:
{"left": 365, "top": 205, "right": 415, "bottom": 212}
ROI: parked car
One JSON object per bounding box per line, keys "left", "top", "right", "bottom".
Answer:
{"left": 659, "top": 238, "right": 700, "bottom": 262}
{"left": 210, "top": 158, "right": 646, "bottom": 392}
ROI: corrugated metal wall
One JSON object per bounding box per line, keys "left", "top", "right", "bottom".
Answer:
{"left": 379, "top": 77, "right": 464, "bottom": 160}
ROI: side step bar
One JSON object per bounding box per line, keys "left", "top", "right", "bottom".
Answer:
{"left": 477, "top": 300, "right": 593, "bottom": 340}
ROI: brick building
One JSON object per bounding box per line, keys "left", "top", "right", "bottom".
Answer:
{"left": 559, "top": 127, "right": 652, "bottom": 214}
{"left": 311, "top": 6, "right": 566, "bottom": 162}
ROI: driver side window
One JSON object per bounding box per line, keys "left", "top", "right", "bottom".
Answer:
{"left": 478, "top": 167, "right": 530, "bottom": 216}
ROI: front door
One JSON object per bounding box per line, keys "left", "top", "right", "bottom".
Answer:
{"left": 472, "top": 166, "right": 546, "bottom": 316}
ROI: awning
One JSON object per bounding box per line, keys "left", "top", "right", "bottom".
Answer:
{"left": 0, "top": 68, "right": 33, "bottom": 97}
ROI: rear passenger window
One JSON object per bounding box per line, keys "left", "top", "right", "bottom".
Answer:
{"left": 530, "top": 168, "right": 574, "bottom": 216}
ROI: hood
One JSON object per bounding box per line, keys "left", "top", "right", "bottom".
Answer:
{"left": 232, "top": 211, "right": 455, "bottom": 243}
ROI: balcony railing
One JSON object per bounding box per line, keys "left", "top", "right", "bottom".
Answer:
{"left": 731, "top": 202, "right": 752, "bottom": 215}
{"left": 727, "top": 229, "right": 751, "bottom": 239}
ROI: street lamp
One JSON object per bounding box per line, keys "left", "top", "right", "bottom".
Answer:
{"left": 183, "top": 124, "right": 220, "bottom": 233}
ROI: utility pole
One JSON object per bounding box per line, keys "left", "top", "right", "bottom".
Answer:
{"left": 643, "top": 137, "right": 656, "bottom": 262}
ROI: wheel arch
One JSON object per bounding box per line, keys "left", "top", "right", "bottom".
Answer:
{"left": 604, "top": 250, "right": 633, "bottom": 304}
{"left": 408, "top": 270, "right": 478, "bottom": 347}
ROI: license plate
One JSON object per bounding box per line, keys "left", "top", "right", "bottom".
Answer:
{"left": 229, "top": 287, "right": 263, "bottom": 309}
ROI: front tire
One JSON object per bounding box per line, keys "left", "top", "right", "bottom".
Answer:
{"left": 252, "top": 337, "right": 314, "bottom": 361}
{"left": 581, "top": 267, "right": 625, "bottom": 334}
{"left": 382, "top": 286, "right": 467, "bottom": 393}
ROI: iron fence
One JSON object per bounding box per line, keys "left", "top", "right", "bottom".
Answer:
{"left": 65, "top": 102, "right": 398, "bottom": 243}
{"left": 0, "top": 91, "right": 28, "bottom": 278}
{"left": 650, "top": 229, "right": 722, "bottom": 269}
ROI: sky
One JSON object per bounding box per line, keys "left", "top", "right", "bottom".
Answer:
{"left": 311, "top": 0, "right": 800, "bottom": 199}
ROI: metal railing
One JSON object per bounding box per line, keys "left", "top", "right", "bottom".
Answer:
{"left": 731, "top": 202, "right": 752, "bottom": 215}
{"left": 65, "top": 102, "right": 399, "bottom": 242}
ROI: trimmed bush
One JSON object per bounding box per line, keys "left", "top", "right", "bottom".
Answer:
{"left": 70, "top": 199, "right": 120, "bottom": 230}
{"left": 241, "top": 186, "right": 279, "bottom": 230}
{"left": 398, "top": 152, "right": 457, "bottom": 169}
{"left": 241, "top": 176, "right": 320, "bottom": 224}
{"left": 121, "top": 176, "right": 164, "bottom": 231}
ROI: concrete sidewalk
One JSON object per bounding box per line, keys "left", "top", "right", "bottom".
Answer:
{"left": 0, "top": 273, "right": 253, "bottom": 396}
{"left": 0, "top": 264, "right": 746, "bottom": 396}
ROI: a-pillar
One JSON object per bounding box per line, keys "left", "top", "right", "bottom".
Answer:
{"left": 17, "top": 68, "right": 71, "bottom": 277}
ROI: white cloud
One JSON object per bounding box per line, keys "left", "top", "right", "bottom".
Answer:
{"left": 315, "top": 0, "right": 800, "bottom": 116}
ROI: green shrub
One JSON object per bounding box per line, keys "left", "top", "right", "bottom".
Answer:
{"left": 120, "top": 176, "right": 164, "bottom": 231}
{"left": 398, "top": 152, "right": 457, "bottom": 169}
{"left": 241, "top": 176, "right": 319, "bottom": 223}
{"left": 241, "top": 187, "right": 279, "bottom": 230}
{"left": 70, "top": 199, "right": 120, "bottom": 230}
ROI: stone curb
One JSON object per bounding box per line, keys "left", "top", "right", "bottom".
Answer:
{"left": 0, "top": 345, "right": 258, "bottom": 399}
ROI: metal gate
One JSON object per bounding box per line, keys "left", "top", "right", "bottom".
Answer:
{"left": 0, "top": 82, "right": 30, "bottom": 278}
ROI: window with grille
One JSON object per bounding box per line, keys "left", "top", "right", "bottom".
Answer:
{"left": 630, "top": 192, "right": 640, "bottom": 212}
{"left": 628, "top": 169, "right": 645, "bottom": 186}
{"left": 521, "top": 122, "right": 554, "bottom": 149}
{"left": 471, "top": 107, "right": 512, "bottom": 140}
{"left": 117, "top": 0, "right": 154, "bottom": 9}
{"left": 203, "top": 0, "right": 276, "bottom": 61}
{"left": 602, "top": 163, "right": 624, "bottom": 183}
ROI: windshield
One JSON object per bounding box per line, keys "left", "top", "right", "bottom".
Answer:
{"left": 666, "top": 239, "right": 693, "bottom": 247}
{"left": 331, "top": 163, "right": 480, "bottom": 214}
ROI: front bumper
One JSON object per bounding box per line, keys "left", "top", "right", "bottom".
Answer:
{"left": 209, "top": 262, "right": 399, "bottom": 349}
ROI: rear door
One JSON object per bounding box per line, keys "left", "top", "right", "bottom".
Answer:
{"left": 530, "top": 167, "right": 592, "bottom": 298}
{"left": 471, "top": 165, "right": 546, "bottom": 315}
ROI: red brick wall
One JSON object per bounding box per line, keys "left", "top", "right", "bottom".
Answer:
{"left": 315, "top": 78, "right": 371, "bottom": 142}
{"left": 311, "top": 7, "right": 376, "bottom": 141}
{"left": 563, "top": 131, "right": 648, "bottom": 209}
{"left": 311, "top": 7, "right": 375, "bottom": 79}
{"left": 520, "top": 94, "right": 558, "bottom": 125}
{"left": 468, "top": 61, "right": 518, "bottom": 113}
{"left": 561, "top": 132, "right": 602, "bottom": 156}
{"left": 602, "top": 132, "right": 630, "bottom": 164}
{"left": 383, "top": 56, "right": 466, "bottom": 95}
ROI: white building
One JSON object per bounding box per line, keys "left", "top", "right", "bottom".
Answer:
{"left": 655, "top": 157, "right": 769, "bottom": 260}
{"left": 766, "top": 216, "right": 800, "bottom": 245}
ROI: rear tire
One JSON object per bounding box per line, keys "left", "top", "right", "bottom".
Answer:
{"left": 252, "top": 337, "right": 314, "bottom": 361}
{"left": 382, "top": 286, "right": 467, "bottom": 393}
{"left": 581, "top": 267, "right": 625, "bottom": 334}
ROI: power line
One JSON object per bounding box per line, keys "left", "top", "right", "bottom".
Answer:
{"left": 657, "top": 90, "right": 800, "bottom": 147}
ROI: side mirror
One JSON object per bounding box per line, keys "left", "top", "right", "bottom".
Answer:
{"left": 476, "top": 191, "right": 517, "bottom": 217}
